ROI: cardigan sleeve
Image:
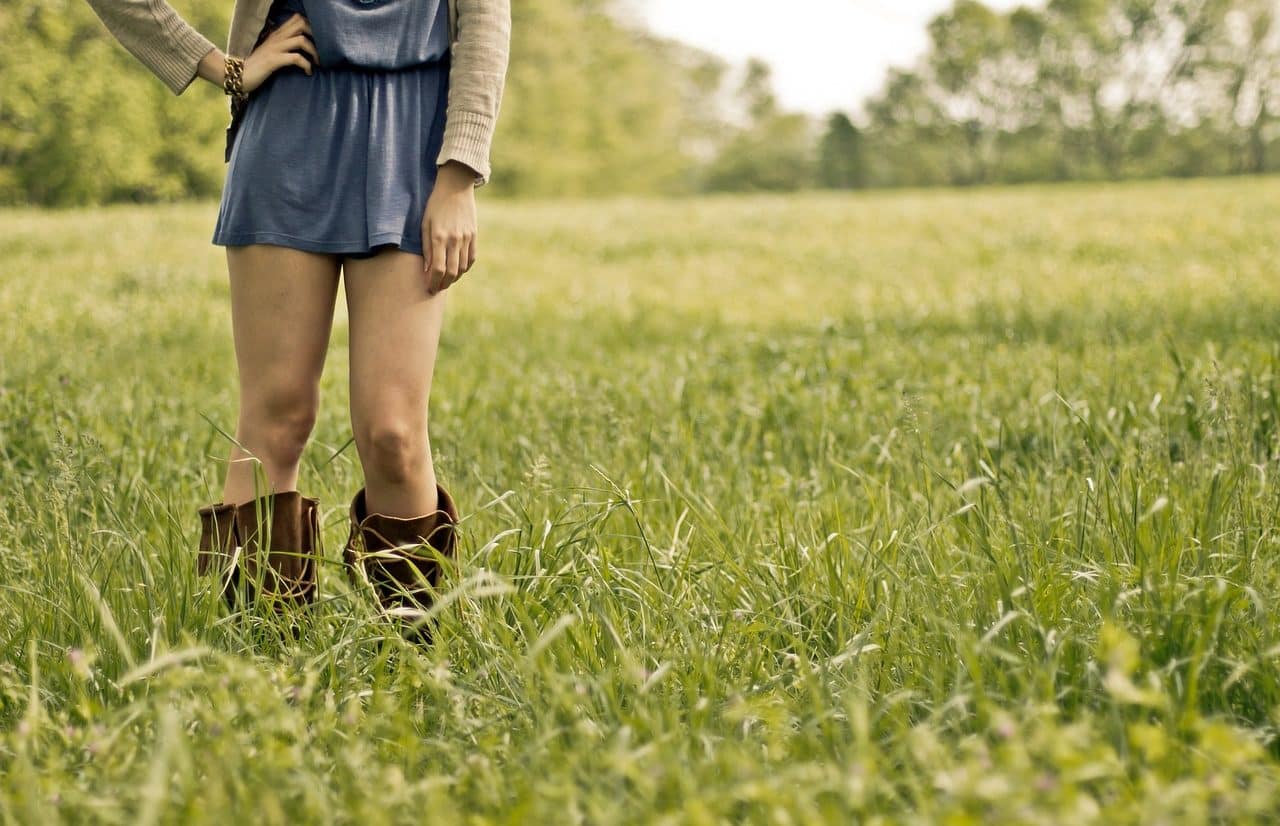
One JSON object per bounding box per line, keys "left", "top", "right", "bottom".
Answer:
{"left": 83, "top": 0, "right": 218, "bottom": 96}
{"left": 436, "top": 0, "right": 511, "bottom": 188}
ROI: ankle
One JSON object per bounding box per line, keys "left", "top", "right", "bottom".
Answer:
{"left": 363, "top": 479, "right": 440, "bottom": 518}
{"left": 221, "top": 483, "right": 301, "bottom": 508}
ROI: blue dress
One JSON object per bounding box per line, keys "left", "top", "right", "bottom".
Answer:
{"left": 212, "top": 0, "right": 451, "bottom": 258}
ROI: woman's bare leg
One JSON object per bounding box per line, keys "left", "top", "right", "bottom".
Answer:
{"left": 221, "top": 244, "right": 342, "bottom": 505}
{"left": 343, "top": 247, "right": 447, "bottom": 517}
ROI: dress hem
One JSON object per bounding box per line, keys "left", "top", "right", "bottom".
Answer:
{"left": 210, "top": 230, "right": 424, "bottom": 256}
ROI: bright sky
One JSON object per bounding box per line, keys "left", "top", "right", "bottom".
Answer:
{"left": 636, "top": 0, "right": 1033, "bottom": 116}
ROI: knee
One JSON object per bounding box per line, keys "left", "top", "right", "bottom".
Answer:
{"left": 240, "top": 386, "right": 318, "bottom": 468}
{"left": 359, "top": 419, "right": 429, "bottom": 484}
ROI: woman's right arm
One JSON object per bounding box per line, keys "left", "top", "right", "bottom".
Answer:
{"left": 82, "top": 0, "right": 219, "bottom": 95}
{"left": 83, "top": 2, "right": 319, "bottom": 97}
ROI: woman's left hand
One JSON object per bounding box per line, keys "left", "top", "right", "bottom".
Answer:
{"left": 422, "top": 161, "right": 479, "bottom": 295}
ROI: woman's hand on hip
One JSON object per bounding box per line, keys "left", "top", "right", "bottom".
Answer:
{"left": 243, "top": 13, "right": 318, "bottom": 90}
{"left": 423, "top": 162, "right": 479, "bottom": 295}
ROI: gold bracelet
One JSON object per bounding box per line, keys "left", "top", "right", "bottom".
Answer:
{"left": 223, "top": 55, "right": 248, "bottom": 102}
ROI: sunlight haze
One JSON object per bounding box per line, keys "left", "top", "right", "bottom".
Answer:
{"left": 638, "top": 0, "right": 1035, "bottom": 116}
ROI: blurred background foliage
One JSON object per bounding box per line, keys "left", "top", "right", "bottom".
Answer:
{"left": 0, "top": 0, "right": 1276, "bottom": 204}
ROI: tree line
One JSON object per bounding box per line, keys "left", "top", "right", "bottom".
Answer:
{"left": 836, "top": 0, "right": 1280, "bottom": 189}
{"left": 0, "top": 0, "right": 1275, "bottom": 205}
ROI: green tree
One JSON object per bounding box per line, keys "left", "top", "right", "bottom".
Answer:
{"left": 855, "top": 0, "right": 1277, "bottom": 188}
{"left": 483, "top": 0, "right": 723, "bottom": 196}
{"left": 817, "top": 113, "right": 866, "bottom": 189}
{"left": 0, "top": 0, "right": 229, "bottom": 205}
{"left": 701, "top": 59, "right": 816, "bottom": 192}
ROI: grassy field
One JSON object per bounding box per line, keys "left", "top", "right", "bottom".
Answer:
{"left": 3, "top": 177, "right": 1280, "bottom": 823}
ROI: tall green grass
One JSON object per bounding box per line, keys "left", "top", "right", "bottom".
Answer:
{"left": 3, "top": 178, "right": 1280, "bottom": 822}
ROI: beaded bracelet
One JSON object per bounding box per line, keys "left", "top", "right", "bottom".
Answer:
{"left": 223, "top": 55, "right": 248, "bottom": 103}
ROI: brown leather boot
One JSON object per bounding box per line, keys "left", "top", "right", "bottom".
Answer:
{"left": 343, "top": 484, "right": 458, "bottom": 642}
{"left": 197, "top": 502, "right": 240, "bottom": 606}
{"left": 234, "top": 491, "right": 322, "bottom": 608}
{"left": 196, "top": 492, "right": 322, "bottom": 609}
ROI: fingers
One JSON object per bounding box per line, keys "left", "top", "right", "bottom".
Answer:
{"left": 464, "top": 235, "right": 477, "bottom": 274}
{"left": 243, "top": 14, "right": 316, "bottom": 89}
{"left": 270, "top": 15, "right": 315, "bottom": 58}
{"left": 282, "top": 13, "right": 312, "bottom": 37}
{"left": 422, "top": 221, "right": 433, "bottom": 278}
{"left": 283, "top": 32, "right": 319, "bottom": 66}
{"left": 267, "top": 15, "right": 308, "bottom": 42}
{"left": 444, "top": 238, "right": 462, "bottom": 288}
{"left": 425, "top": 230, "right": 476, "bottom": 293}
{"left": 427, "top": 229, "right": 449, "bottom": 294}
{"left": 286, "top": 53, "right": 313, "bottom": 75}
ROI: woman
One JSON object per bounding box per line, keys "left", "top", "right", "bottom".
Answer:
{"left": 83, "top": 0, "right": 511, "bottom": 639}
